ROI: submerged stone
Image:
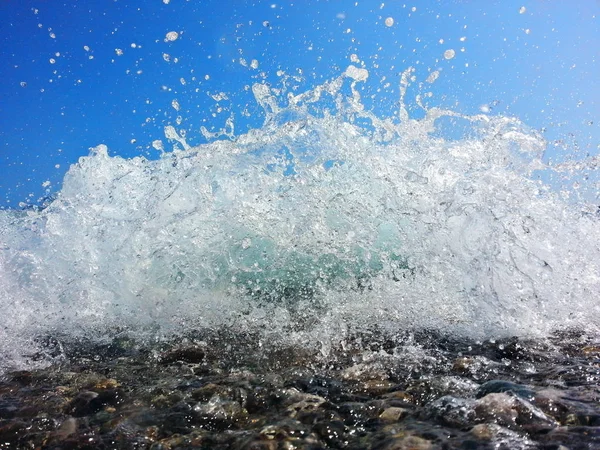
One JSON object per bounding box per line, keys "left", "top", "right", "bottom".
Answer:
{"left": 0, "top": 330, "right": 596, "bottom": 449}
{"left": 379, "top": 406, "right": 409, "bottom": 423}
{"left": 476, "top": 380, "right": 536, "bottom": 401}
{"left": 420, "top": 395, "right": 476, "bottom": 429}
{"left": 474, "top": 392, "right": 558, "bottom": 431}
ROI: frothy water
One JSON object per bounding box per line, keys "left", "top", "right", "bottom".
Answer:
{"left": 1, "top": 67, "right": 599, "bottom": 371}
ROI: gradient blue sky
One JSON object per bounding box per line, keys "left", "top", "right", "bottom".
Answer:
{"left": 1, "top": 1, "right": 598, "bottom": 208}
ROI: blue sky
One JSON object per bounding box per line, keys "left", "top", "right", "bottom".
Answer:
{"left": 1, "top": 1, "right": 598, "bottom": 208}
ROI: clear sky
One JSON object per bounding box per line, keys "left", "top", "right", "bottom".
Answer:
{"left": 1, "top": 1, "right": 598, "bottom": 208}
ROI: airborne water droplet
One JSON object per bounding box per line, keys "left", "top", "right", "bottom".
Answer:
{"left": 165, "top": 31, "right": 179, "bottom": 42}
{"left": 444, "top": 49, "right": 456, "bottom": 60}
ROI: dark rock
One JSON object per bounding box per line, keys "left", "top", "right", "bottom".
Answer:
{"left": 66, "top": 388, "right": 122, "bottom": 417}
{"left": 337, "top": 402, "right": 380, "bottom": 425}
{"left": 286, "top": 376, "right": 345, "bottom": 401}
{"left": 8, "top": 370, "right": 33, "bottom": 385}
{"left": 312, "top": 420, "right": 347, "bottom": 448}
{"left": 159, "top": 345, "right": 206, "bottom": 364}
{"left": 420, "top": 395, "right": 475, "bottom": 429}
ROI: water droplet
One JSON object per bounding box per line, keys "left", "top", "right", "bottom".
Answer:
{"left": 385, "top": 17, "right": 394, "bottom": 27}
{"left": 444, "top": 49, "right": 455, "bottom": 60}
{"left": 165, "top": 31, "right": 179, "bottom": 42}
{"left": 426, "top": 71, "right": 439, "bottom": 83}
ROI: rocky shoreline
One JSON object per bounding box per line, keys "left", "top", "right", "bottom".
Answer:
{"left": 0, "top": 329, "right": 598, "bottom": 449}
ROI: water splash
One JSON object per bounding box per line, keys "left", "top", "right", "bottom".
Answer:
{"left": 1, "top": 66, "right": 599, "bottom": 370}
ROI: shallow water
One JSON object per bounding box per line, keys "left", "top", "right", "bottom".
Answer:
{"left": 0, "top": 329, "right": 598, "bottom": 449}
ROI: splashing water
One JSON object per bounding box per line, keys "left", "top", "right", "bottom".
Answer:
{"left": 0, "top": 67, "right": 599, "bottom": 371}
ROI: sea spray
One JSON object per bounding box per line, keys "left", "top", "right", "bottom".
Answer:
{"left": 0, "top": 66, "right": 599, "bottom": 371}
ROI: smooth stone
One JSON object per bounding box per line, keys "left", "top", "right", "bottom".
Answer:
{"left": 379, "top": 406, "right": 408, "bottom": 423}
{"left": 280, "top": 388, "right": 327, "bottom": 418}
{"left": 159, "top": 345, "right": 206, "bottom": 364}
{"left": 470, "top": 423, "right": 532, "bottom": 446}
{"left": 474, "top": 392, "right": 558, "bottom": 430}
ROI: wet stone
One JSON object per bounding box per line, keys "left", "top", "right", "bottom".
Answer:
{"left": 193, "top": 394, "right": 249, "bottom": 430}
{"left": 406, "top": 375, "right": 479, "bottom": 405}
{"left": 159, "top": 345, "right": 206, "bottom": 364}
{"left": 474, "top": 392, "right": 558, "bottom": 431}
{"left": 476, "top": 379, "right": 536, "bottom": 401}
{"left": 420, "top": 395, "right": 476, "bottom": 428}
{"left": 7, "top": 370, "right": 33, "bottom": 385}
{"left": 0, "top": 329, "right": 596, "bottom": 449}
{"left": 47, "top": 417, "right": 78, "bottom": 442}
{"left": 312, "top": 420, "right": 347, "bottom": 448}
{"left": 379, "top": 406, "right": 409, "bottom": 423}
{"left": 282, "top": 389, "right": 327, "bottom": 418}
{"left": 66, "top": 387, "right": 123, "bottom": 417}
{"left": 338, "top": 401, "right": 380, "bottom": 425}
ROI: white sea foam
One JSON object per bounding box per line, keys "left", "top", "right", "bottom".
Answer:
{"left": 0, "top": 67, "right": 599, "bottom": 371}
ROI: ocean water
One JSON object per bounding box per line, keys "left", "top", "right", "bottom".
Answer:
{"left": 0, "top": 66, "right": 599, "bottom": 372}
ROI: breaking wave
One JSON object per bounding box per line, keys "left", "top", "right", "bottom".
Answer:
{"left": 1, "top": 66, "right": 599, "bottom": 370}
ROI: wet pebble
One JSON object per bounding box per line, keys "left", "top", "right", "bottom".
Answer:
{"left": 0, "top": 329, "right": 596, "bottom": 449}
{"left": 159, "top": 345, "right": 206, "bottom": 364}
{"left": 474, "top": 392, "right": 558, "bottom": 431}
{"left": 379, "top": 406, "right": 409, "bottom": 423}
